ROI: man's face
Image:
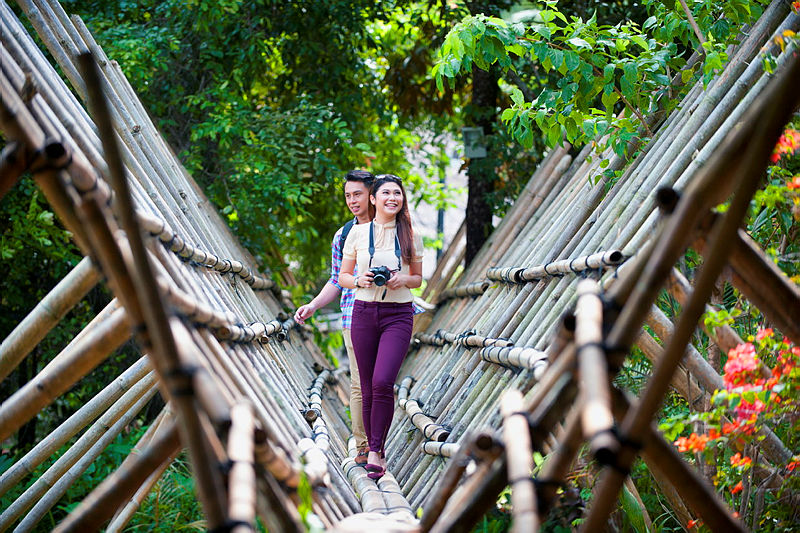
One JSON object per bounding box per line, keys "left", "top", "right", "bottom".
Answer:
{"left": 344, "top": 181, "right": 370, "bottom": 218}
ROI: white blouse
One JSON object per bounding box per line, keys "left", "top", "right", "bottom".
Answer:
{"left": 342, "top": 219, "right": 423, "bottom": 303}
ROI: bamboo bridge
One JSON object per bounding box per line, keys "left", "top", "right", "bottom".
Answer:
{"left": 1, "top": 1, "right": 799, "bottom": 532}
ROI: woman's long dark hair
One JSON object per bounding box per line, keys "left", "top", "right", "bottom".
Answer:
{"left": 371, "top": 174, "right": 415, "bottom": 264}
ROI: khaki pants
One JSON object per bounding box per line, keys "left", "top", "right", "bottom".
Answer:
{"left": 343, "top": 328, "right": 367, "bottom": 449}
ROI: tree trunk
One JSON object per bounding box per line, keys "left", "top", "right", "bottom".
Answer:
{"left": 465, "top": 64, "right": 498, "bottom": 266}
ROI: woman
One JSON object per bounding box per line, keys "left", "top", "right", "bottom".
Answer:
{"left": 339, "top": 174, "right": 423, "bottom": 479}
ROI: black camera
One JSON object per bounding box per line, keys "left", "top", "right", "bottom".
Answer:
{"left": 369, "top": 265, "right": 393, "bottom": 286}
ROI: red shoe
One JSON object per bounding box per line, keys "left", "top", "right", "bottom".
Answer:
{"left": 365, "top": 463, "right": 385, "bottom": 480}
{"left": 354, "top": 447, "right": 369, "bottom": 465}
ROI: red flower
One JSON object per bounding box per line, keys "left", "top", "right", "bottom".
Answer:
{"left": 687, "top": 518, "right": 701, "bottom": 528}
{"left": 724, "top": 342, "right": 759, "bottom": 389}
{"left": 731, "top": 481, "right": 743, "bottom": 494}
{"left": 793, "top": 1, "right": 800, "bottom": 13}
{"left": 771, "top": 128, "right": 800, "bottom": 162}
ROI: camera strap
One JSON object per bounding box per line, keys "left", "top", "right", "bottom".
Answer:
{"left": 369, "top": 221, "right": 402, "bottom": 301}
{"left": 368, "top": 221, "right": 402, "bottom": 270}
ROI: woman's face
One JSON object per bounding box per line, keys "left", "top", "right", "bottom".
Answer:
{"left": 372, "top": 182, "right": 404, "bottom": 217}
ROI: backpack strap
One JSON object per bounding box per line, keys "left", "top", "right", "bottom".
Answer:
{"left": 339, "top": 218, "right": 357, "bottom": 251}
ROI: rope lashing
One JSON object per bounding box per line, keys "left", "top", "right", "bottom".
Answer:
{"left": 305, "top": 369, "right": 331, "bottom": 423}
{"left": 137, "top": 211, "right": 277, "bottom": 291}
{"left": 486, "top": 250, "right": 627, "bottom": 284}
{"left": 415, "top": 328, "right": 513, "bottom": 349}
{"left": 396, "top": 375, "right": 449, "bottom": 440}
{"left": 480, "top": 345, "right": 549, "bottom": 372}
{"left": 297, "top": 438, "right": 329, "bottom": 487}
{"left": 421, "top": 441, "right": 460, "bottom": 457}
{"left": 437, "top": 279, "right": 491, "bottom": 304}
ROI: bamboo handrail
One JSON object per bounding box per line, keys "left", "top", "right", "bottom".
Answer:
{"left": 486, "top": 250, "right": 626, "bottom": 284}
{"left": 137, "top": 210, "right": 277, "bottom": 291}
{"left": 479, "top": 345, "right": 549, "bottom": 372}
{"left": 415, "top": 328, "right": 512, "bottom": 349}
{"left": 436, "top": 280, "right": 490, "bottom": 304}
{"left": 421, "top": 441, "right": 459, "bottom": 458}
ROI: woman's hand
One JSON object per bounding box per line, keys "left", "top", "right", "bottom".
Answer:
{"left": 386, "top": 272, "right": 406, "bottom": 290}
{"left": 358, "top": 270, "right": 375, "bottom": 289}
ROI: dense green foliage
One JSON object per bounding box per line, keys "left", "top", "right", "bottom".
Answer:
{"left": 434, "top": 0, "right": 770, "bottom": 174}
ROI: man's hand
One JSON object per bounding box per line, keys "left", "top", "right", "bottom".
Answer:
{"left": 294, "top": 303, "right": 317, "bottom": 324}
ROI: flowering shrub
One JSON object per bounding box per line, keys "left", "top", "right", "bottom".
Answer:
{"left": 661, "top": 329, "right": 800, "bottom": 530}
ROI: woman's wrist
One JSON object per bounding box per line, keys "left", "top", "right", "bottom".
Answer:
{"left": 353, "top": 275, "right": 360, "bottom": 289}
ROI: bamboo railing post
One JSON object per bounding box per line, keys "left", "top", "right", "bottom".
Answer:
{"left": 501, "top": 390, "right": 538, "bottom": 532}
{"left": 227, "top": 402, "right": 257, "bottom": 533}
{"left": 574, "top": 279, "right": 616, "bottom": 462}
{"left": 77, "top": 51, "right": 228, "bottom": 526}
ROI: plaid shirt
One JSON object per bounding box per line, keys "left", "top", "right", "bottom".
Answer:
{"left": 328, "top": 220, "right": 424, "bottom": 329}
{"left": 328, "top": 223, "right": 356, "bottom": 329}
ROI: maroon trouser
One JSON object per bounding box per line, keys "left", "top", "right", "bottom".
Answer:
{"left": 351, "top": 300, "right": 413, "bottom": 454}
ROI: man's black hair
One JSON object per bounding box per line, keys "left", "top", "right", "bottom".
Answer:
{"left": 343, "top": 169, "right": 374, "bottom": 191}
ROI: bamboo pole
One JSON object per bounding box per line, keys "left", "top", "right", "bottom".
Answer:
{"left": 53, "top": 417, "right": 180, "bottom": 533}
{"left": 0, "top": 356, "right": 151, "bottom": 498}
{"left": 536, "top": 408, "right": 582, "bottom": 515}
{"left": 78, "top": 51, "right": 229, "bottom": 526}
{"left": 0, "top": 305, "right": 130, "bottom": 441}
{"left": 4, "top": 380, "right": 158, "bottom": 532}
{"left": 227, "top": 402, "right": 257, "bottom": 533}
{"left": 0, "top": 256, "right": 99, "bottom": 380}
{"left": 574, "top": 279, "right": 616, "bottom": 462}
{"left": 693, "top": 218, "right": 800, "bottom": 345}
{"left": 501, "top": 390, "right": 538, "bottom": 533}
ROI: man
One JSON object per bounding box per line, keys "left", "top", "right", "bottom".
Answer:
{"left": 294, "top": 169, "right": 374, "bottom": 464}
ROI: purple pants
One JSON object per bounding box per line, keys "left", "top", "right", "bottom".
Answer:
{"left": 351, "top": 300, "right": 413, "bottom": 454}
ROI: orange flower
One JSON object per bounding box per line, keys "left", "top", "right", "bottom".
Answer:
{"left": 756, "top": 328, "right": 774, "bottom": 341}
{"left": 794, "top": 1, "right": 800, "bottom": 13}
{"left": 731, "top": 481, "right": 743, "bottom": 494}
{"left": 687, "top": 518, "right": 701, "bottom": 528}
{"left": 788, "top": 176, "right": 800, "bottom": 190}
{"left": 788, "top": 457, "right": 800, "bottom": 471}
{"left": 731, "top": 453, "right": 752, "bottom": 468}
{"left": 674, "top": 433, "right": 709, "bottom": 452}
{"left": 722, "top": 421, "right": 740, "bottom": 434}
{"left": 708, "top": 428, "right": 720, "bottom": 440}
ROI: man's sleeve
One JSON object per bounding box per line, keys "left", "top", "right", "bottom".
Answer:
{"left": 328, "top": 228, "right": 344, "bottom": 290}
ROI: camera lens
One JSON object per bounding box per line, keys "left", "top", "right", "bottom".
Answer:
{"left": 373, "top": 273, "right": 387, "bottom": 286}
